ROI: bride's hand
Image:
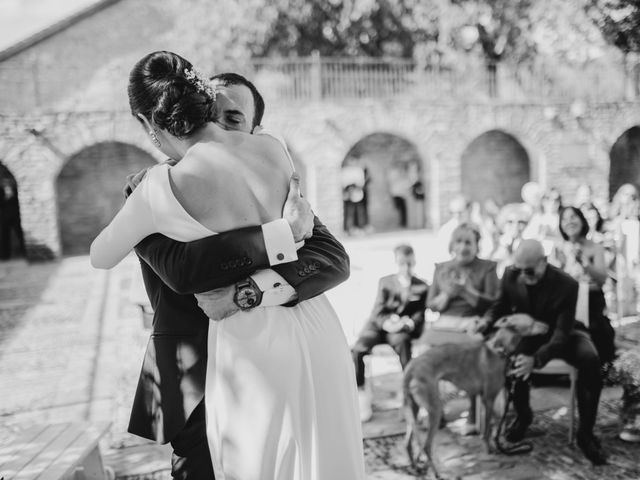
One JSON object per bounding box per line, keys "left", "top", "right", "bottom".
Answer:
{"left": 283, "top": 173, "right": 314, "bottom": 242}
{"left": 195, "top": 286, "right": 239, "bottom": 321}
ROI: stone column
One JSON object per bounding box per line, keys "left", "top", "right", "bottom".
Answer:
{"left": 12, "top": 144, "right": 63, "bottom": 260}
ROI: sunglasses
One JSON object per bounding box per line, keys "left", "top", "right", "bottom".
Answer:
{"left": 513, "top": 267, "right": 536, "bottom": 276}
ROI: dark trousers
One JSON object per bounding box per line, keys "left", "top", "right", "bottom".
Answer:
{"left": 170, "top": 399, "right": 215, "bottom": 480}
{"left": 588, "top": 289, "right": 616, "bottom": 364}
{"left": 352, "top": 328, "right": 412, "bottom": 387}
{"left": 0, "top": 217, "right": 25, "bottom": 259}
{"left": 511, "top": 330, "right": 602, "bottom": 437}
{"left": 392, "top": 196, "right": 407, "bottom": 228}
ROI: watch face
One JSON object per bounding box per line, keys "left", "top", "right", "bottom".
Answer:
{"left": 237, "top": 287, "right": 258, "bottom": 308}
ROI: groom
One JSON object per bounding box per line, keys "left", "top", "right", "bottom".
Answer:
{"left": 126, "top": 73, "right": 350, "bottom": 479}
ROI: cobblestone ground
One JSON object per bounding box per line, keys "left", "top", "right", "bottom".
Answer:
{"left": 1, "top": 230, "right": 640, "bottom": 479}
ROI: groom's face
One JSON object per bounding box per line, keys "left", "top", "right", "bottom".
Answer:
{"left": 214, "top": 84, "right": 256, "bottom": 133}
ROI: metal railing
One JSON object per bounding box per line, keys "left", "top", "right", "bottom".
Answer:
{"left": 0, "top": 53, "right": 636, "bottom": 113}
{"left": 250, "top": 53, "right": 636, "bottom": 103}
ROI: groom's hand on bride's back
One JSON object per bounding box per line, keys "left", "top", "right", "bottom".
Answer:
{"left": 283, "top": 173, "right": 313, "bottom": 242}
{"left": 123, "top": 160, "right": 179, "bottom": 198}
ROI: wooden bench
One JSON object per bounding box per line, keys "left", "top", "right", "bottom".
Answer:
{"left": 0, "top": 422, "right": 113, "bottom": 480}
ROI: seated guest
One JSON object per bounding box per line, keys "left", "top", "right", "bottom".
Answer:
{"left": 427, "top": 222, "right": 499, "bottom": 433}
{"left": 550, "top": 206, "right": 616, "bottom": 370}
{"left": 352, "top": 244, "right": 428, "bottom": 422}
{"left": 475, "top": 239, "right": 607, "bottom": 465}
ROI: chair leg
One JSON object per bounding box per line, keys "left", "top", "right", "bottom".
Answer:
{"left": 475, "top": 395, "right": 485, "bottom": 435}
{"left": 569, "top": 368, "right": 577, "bottom": 445}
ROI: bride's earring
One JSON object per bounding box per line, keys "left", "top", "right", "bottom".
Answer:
{"left": 148, "top": 129, "right": 161, "bottom": 148}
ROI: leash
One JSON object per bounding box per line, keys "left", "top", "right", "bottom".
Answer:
{"left": 494, "top": 360, "right": 534, "bottom": 455}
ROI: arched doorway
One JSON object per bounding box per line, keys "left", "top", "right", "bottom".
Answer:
{"left": 56, "top": 142, "right": 156, "bottom": 256}
{"left": 460, "top": 130, "right": 530, "bottom": 206}
{"left": 0, "top": 162, "right": 25, "bottom": 260}
{"left": 341, "top": 133, "right": 426, "bottom": 233}
{"left": 609, "top": 126, "right": 640, "bottom": 200}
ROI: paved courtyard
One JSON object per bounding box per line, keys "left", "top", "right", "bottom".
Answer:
{"left": 1, "top": 229, "right": 639, "bottom": 479}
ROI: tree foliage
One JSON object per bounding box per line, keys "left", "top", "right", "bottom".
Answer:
{"left": 163, "top": 0, "right": 617, "bottom": 69}
{"left": 585, "top": 0, "right": 640, "bottom": 53}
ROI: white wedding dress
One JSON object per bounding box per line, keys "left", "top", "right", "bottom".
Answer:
{"left": 93, "top": 159, "right": 365, "bottom": 480}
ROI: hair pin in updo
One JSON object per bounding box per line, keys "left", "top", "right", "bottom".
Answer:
{"left": 184, "top": 67, "right": 216, "bottom": 101}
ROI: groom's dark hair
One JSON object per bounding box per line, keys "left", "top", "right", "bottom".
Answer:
{"left": 210, "top": 73, "right": 265, "bottom": 129}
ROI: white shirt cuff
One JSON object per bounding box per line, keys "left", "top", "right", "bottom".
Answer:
{"left": 262, "top": 219, "right": 298, "bottom": 265}
{"left": 251, "top": 269, "right": 296, "bottom": 306}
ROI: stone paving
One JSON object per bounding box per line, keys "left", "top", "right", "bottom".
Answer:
{"left": 1, "top": 230, "right": 639, "bottom": 479}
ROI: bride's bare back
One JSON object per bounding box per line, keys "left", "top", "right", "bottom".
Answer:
{"left": 169, "top": 131, "right": 292, "bottom": 233}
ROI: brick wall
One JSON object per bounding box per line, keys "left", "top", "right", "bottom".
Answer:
{"left": 0, "top": 0, "right": 172, "bottom": 113}
{"left": 56, "top": 142, "right": 156, "bottom": 255}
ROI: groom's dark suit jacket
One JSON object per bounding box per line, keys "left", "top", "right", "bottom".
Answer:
{"left": 129, "top": 217, "right": 349, "bottom": 443}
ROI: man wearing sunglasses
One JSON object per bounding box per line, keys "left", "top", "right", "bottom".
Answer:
{"left": 474, "top": 239, "right": 607, "bottom": 465}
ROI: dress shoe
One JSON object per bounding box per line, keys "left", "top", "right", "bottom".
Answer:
{"left": 358, "top": 388, "right": 373, "bottom": 422}
{"left": 505, "top": 413, "right": 532, "bottom": 442}
{"left": 460, "top": 420, "right": 479, "bottom": 436}
{"left": 620, "top": 416, "right": 640, "bottom": 443}
{"left": 577, "top": 433, "right": 607, "bottom": 465}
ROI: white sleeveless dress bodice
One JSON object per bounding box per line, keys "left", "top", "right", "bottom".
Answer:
{"left": 142, "top": 164, "right": 365, "bottom": 480}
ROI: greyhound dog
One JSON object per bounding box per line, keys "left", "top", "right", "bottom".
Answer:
{"left": 403, "top": 314, "right": 549, "bottom": 479}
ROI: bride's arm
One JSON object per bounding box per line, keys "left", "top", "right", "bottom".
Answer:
{"left": 90, "top": 178, "right": 156, "bottom": 269}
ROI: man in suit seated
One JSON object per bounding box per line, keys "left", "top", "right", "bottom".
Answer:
{"left": 475, "top": 239, "right": 607, "bottom": 465}
{"left": 352, "top": 244, "right": 429, "bottom": 422}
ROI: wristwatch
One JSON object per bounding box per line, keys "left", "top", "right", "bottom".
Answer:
{"left": 233, "top": 277, "right": 263, "bottom": 311}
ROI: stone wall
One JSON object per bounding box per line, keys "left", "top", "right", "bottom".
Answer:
{"left": 1, "top": 101, "right": 640, "bottom": 260}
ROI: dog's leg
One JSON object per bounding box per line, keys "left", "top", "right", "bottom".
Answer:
{"left": 482, "top": 393, "right": 495, "bottom": 454}
{"left": 404, "top": 395, "right": 420, "bottom": 468}
{"left": 418, "top": 382, "right": 443, "bottom": 480}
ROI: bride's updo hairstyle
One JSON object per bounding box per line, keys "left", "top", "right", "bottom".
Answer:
{"left": 128, "top": 51, "right": 216, "bottom": 138}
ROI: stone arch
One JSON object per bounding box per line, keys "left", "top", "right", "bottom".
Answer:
{"left": 56, "top": 141, "right": 156, "bottom": 256}
{"left": 341, "top": 132, "right": 427, "bottom": 233}
{"left": 0, "top": 161, "right": 25, "bottom": 259}
{"left": 609, "top": 126, "right": 640, "bottom": 200}
{"left": 460, "top": 129, "right": 530, "bottom": 206}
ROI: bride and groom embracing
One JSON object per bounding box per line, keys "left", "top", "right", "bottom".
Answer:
{"left": 91, "top": 51, "right": 365, "bottom": 479}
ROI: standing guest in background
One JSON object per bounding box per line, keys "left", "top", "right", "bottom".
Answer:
{"left": 550, "top": 206, "right": 616, "bottom": 370}
{"left": 352, "top": 244, "right": 428, "bottom": 422}
{"left": 609, "top": 184, "right": 640, "bottom": 318}
{"left": 436, "top": 195, "right": 472, "bottom": 261}
{"left": 580, "top": 202, "right": 606, "bottom": 244}
{"left": 0, "top": 178, "right": 25, "bottom": 260}
{"left": 524, "top": 188, "right": 563, "bottom": 251}
{"left": 427, "top": 222, "right": 499, "bottom": 433}
{"left": 492, "top": 204, "right": 530, "bottom": 277}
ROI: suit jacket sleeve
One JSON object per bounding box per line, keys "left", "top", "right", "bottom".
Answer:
{"left": 409, "top": 283, "right": 428, "bottom": 338}
{"left": 369, "top": 278, "right": 392, "bottom": 329}
{"left": 534, "top": 278, "right": 578, "bottom": 367}
{"left": 426, "top": 264, "right": 444, "bottom": 312}
{"left": 271, "top": 216, "right": 350, "bottom": 304}
{"left": 476, "top": 262, "right": 499, "bottom": 313}
{"left": 135, "top": 216, "right": 350, "bottom": 301}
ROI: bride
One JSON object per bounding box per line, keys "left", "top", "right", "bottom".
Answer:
{"left": 90, "top": 51, "right": 365, "bottom": 480}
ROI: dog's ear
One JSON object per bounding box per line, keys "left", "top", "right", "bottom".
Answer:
{"left": 527, "top": 320, "right": 549, "bottom": 336}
